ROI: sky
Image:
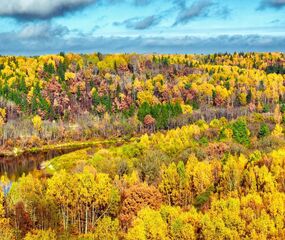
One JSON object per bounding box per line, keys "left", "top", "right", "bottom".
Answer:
{"left": 0, "top": 0, "right": 284, "bottom": 55}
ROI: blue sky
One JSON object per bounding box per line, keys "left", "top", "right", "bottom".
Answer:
{"left": 0, "top": 0, "right": 284, "bottom": 55}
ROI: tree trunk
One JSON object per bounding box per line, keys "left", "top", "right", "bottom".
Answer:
{"left": 85, "top": 205, "right": 88, "bottom": 234}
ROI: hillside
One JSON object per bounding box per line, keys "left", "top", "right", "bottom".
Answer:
{"left": 0, "top": 52, "right": 285, "bottom": 149}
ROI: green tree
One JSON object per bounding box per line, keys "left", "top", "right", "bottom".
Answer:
{"left": 231, "top": 119, "right": 250, "bottom": 146}
{"left": 258, "top": 123, "right": 270, "bottom": 138}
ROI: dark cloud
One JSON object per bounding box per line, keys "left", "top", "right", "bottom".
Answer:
{"left": 114, "top": 15, "right": 162, "bottom": 30}
{"left": 258, "top": 0, "right": 285, "bottom": 10}
{"left": 0, "top": 0, "right": 98, "bottom": 20}
{"left": 0, "top": 24, "right": 284, "bottom": 55}
{"left": 174, "top": 0, "right": 214, "bottom": 25}
{"left": 173, "top": 0, "right": 231, "bottom": 25}
{"left": 18, "top": 23, "right": 69, "bottom": 39}
{"left": 0, "top": 0, "right": 157, "bottom": 21}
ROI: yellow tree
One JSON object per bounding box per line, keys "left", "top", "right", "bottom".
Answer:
{"left": 0, "top": 189, "right": 15, "bottom": 240}
{"left": 220, "top": 155, "right": 247, "bottom": 194}
{"left": 126, "top": 207, "right": 168, "bottom": 240}
{"left": 201, "top": 198, "right": 245, "bottom": 240}
{"left": 8, "top": 174, "right": 44, "bottom": 227}
{"left": 92, "top": 217, "right": 119, "bottom": 240}
{"left": 160, "top": 205, "right": 200, "bottom": 240}
{"left": 76, "top": 170, "right": 96, "bottom": 234}
{"left": 272, "top": 124, "right": 283, "bottom": 137}
{"left": 159, "top": 163, "right": 181, "bottom": 206}
{"left": 247, "top": 211, "right": 277, "bottom": 240}
{"left": 0, "top": 108, "right": 5, "bottom": 143}
{"left": 24, "top": 229, "right": 56, "bottom": 240}
{"left": 186, "top": 160, "right": 214, "bottom": 197}
{"left": 46, "top": 170, "right": 78, "bottom": 231}
{"left": 32, "top": 115, "right": 42, "bottom": 135}
{"left": 273, "top": 104, "right": 282, "bottom": 124}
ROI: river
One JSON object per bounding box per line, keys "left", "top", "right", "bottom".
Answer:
{"left": 0, "top": 147, "right": 86, "bottom": 180}
{"left": 0, "top": 138, "right": 129, "bottom": 180}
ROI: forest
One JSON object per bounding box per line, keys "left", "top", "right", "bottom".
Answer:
{"left": 0, "top": 52, "right": 285, "bottom": 239}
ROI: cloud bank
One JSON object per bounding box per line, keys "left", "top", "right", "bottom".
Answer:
{"left": 0, "top": 24, "right": 284, "bottom": 55}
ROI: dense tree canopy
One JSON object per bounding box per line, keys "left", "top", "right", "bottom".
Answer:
{"left": 0, "top": 52, "right": 285, "bottom": 149}
{"left": 1, "top": 52, "right": 285, "bottom": 239}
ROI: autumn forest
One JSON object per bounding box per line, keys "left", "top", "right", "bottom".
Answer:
{"left": 0, "top": 52, "right": 285, "bottom": 239}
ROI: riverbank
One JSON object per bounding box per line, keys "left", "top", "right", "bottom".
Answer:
{"left": 0, "top": 108, "right": 274, "bottom": 158}
{"left": 0, "top": 136, "right": 132, "bottom": 158}
{"left": 0, "top": 136, "right": 137, "bottom": 179}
